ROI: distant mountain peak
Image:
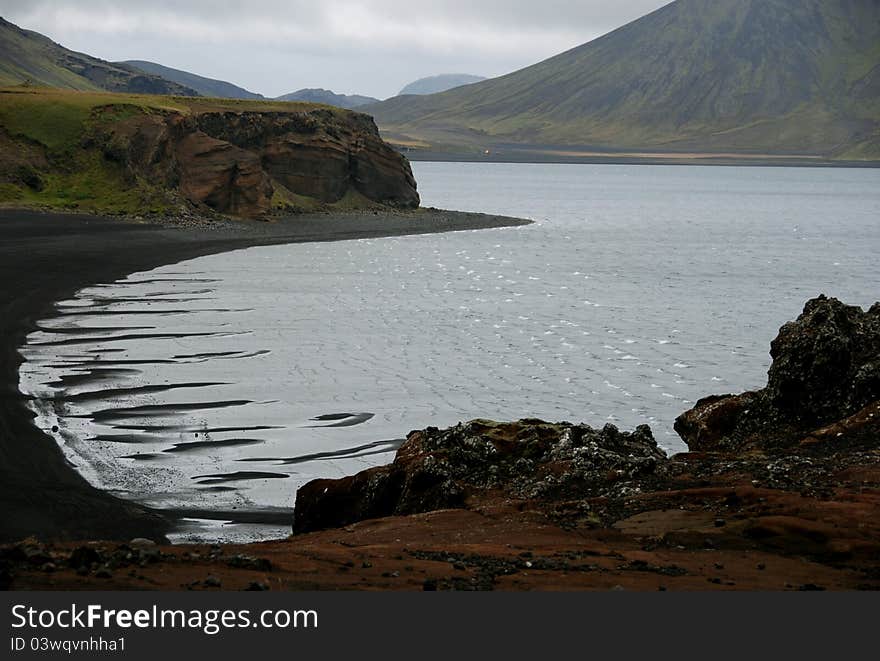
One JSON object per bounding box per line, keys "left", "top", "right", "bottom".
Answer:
{"left": 275, "top": 88, "right": 379, "bottom": 110}
{"left": 398, "top": 74, "right": 487, "bottom": 96}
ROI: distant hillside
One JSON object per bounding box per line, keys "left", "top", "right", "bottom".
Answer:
{"left": 276, "top": 88, "right": 378, "bottom": 109}
{"left": 369, "top": 0, "right": 880, "bottom": 160}
{"left": 123, "top": 60, "right": 262, "bottom": 99}
{"left": 0, "top": 17, "right": 198, "bottom": 96}
{"left": 398, "top": 74, "right": 486, "bottom": 96}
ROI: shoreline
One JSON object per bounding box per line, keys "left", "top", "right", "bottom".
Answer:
{"left": 0, "top": 207, "right": 532, "bottom": 543}
{"left": 402, "top": 150, "right": 880, "bottom": 169}
{"left": 1, "top": 210, "right": 877, "bottom": 590}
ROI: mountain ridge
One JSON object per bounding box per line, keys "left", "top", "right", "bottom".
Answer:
{"left": 0, "top": 17, "right": 384, "bottom": 109}
{"left": 0, "top": 17, "right": 198, "bottom": 96}
{"left": 366, "top": 0, "right": 880, "bottom": 159}
{"left": 122, "top": 60, "right": 263, "bottom": 100}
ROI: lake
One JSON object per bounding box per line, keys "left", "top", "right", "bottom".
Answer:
{"left": 19, "top": 162, "right": 880, "bottom": 542}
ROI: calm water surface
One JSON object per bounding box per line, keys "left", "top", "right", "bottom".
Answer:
{"left": 20, "top": 163, "right": 880, "bottom": 541}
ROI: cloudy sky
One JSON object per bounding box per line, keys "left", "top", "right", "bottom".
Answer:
{"left": 4, "top": 1, "right": 671, "bottom": 99}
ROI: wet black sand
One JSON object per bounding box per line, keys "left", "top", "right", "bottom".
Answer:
{"left": 0, "top": 207, "right": 531, "bottom": 542}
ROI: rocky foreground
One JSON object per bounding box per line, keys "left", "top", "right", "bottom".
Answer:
{"left": 3, "top": 296, "right": 879, "bottom": 590}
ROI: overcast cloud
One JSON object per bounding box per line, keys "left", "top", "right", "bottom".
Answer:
{"left": 3, "top": 1, "right": 671, "bottom": 98}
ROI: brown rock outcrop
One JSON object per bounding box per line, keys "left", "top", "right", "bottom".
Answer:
{"left": 176, "top": 131, "right": 273, "bottom": 218}
{"left": 92, "top": 105, "right": 419, "bottom": 217}
{"left": 192, "top": 111, "right": 419, "bottom": 207}
{"left": 672, "top": 391, "right": 761, "bottom": 451}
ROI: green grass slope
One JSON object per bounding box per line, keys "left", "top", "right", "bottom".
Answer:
{"left": 367, "top": 0, "right": 880, "bottom": 159}
{"left": 0, "top": 17, "right": 198, "bottom": 96}
{"left": 123, "top": 60, "right": 264, "bottom": 100}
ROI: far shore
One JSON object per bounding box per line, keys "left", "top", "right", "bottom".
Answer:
{"left": 400, "top": 149, "right": 880, "bottom": 168}
{"left": 0, "top": 207, "right": 532, "bottom": 543}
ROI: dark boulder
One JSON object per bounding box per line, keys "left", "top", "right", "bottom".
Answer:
{"left": 676, "top": 296, "right": 880, "bottom": 452}
{"left": 766, "top": 296, "right": 880, "bottom": 424}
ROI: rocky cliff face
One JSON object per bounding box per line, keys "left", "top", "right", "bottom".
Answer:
{"left": 675, "top": 296, "right": 880, "bottom": 452}
{"left": 93, "top": 105, "right": 419, "bottom": 217}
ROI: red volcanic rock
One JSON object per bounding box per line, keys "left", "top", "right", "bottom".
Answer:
{"left": 674, "top": 391, "right": 761, "bottom": 452}
{"left": 176, "top": 131, "right": 273, "bottom": 218}
{"left": 262, "top": 135, "right": 351, "bottom": 202}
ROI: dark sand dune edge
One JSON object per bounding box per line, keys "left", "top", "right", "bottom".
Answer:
{"left": 0, "top": 208, "right": 532, "bottom": 543}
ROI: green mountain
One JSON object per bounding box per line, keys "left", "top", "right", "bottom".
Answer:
{"left": 123, "top": 60, "right": 262, "bottom": 99}
{"left": 368, "top": 0, "right": 880, "bottom": 160}
{"left": 0, "top": 17, "right": 198, "bottom": 96}
{"left": 399, "top": 74, "right": 486, "bottom": 96}
{"left": 276, "top": 88, "right": 379, "bottom": 109}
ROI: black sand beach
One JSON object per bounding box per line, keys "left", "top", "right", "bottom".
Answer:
{"left": 0, "top": 208, "right": 531, "bottom": 542}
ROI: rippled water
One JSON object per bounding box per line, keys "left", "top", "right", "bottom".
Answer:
{"left": 20, "top": 163, "right": 880, "bottom": 542}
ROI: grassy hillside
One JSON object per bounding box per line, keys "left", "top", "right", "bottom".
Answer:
{"left": 0, "top": 87, "right": 343, "bottom": 215}
{"left": 124, "top": 60, "right": 264, "bottom": 100}
{"left": 0, "top": 17, "right": 197, "bottom": 96}
{"left": 367, "top": 0, "right": 880, "bottom": 160}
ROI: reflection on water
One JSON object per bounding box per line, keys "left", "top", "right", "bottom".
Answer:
{"left": 19, "top": 163, "right": 880, "bottom": 542}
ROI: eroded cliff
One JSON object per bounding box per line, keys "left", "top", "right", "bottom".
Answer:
{"left": 0, "top": 89, "right": 419, "bottom": 217}
{"left": 97, "top": 107, "right": 419, "bottom": 216}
